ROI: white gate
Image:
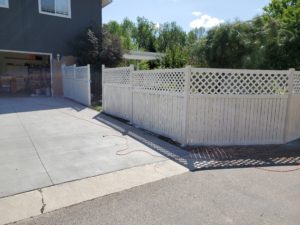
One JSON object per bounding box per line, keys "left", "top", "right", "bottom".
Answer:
{"left": 62, "top": 64, "right": 91, "bottom": 106}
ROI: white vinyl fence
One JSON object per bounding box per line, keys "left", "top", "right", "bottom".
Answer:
{"left": 103, "top": 66, "right": 300, "bottom": 146}
{"left": 62, "top": 64, "right": 91, "bottom": 106}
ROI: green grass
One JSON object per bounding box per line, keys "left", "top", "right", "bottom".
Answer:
{"left": 90, "top": 102, "right": 102, "bottom": 112}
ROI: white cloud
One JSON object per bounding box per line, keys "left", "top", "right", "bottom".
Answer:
{"left": 190, "top": 13, "right": 224, "bottom": 29}
{"left": 192, "top": 11, "right": 202, "bottom": 17}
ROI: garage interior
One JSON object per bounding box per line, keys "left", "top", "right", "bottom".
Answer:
{"left": 0, "top": 51, "right": 51, "bottom": 97}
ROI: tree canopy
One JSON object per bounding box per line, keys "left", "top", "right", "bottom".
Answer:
{"left": 73, "top": 0, "right": 300, "bottom": 70}
{"left": 72, "top": 24, "right": 123, "bottom": 68}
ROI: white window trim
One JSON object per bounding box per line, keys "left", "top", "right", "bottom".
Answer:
{"left": 38, "top": 0, "right": 72, "bottom": 19}
{"left": 0, "top": 0, "right": 9, "bottom": 8}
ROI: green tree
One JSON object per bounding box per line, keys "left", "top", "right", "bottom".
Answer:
{"left": 204, "top": 21, "right": 253, "bottom": 68}
{"left": 121, "top": 18, "right": 137, "bottom": 50}
{"left": 156, "top": 22, "right": 187, "bottom": 52}
{"left": 162, "top": 44, "right": 188, "bottom": 68}
{"left": 263, "top": 0, "right": 300, "bottom": 69}
{"left": 134, "top": 17, "right": 157, "bottom": 51}
{"left": 97, "top": 1, "right": 300, "bottom": 70}
{"left": 188, "top": 38, "right": 208, "bottom": 67}
{"left": 186, "top": 27, "right": 207, "bottom": 67}
{"left": 73, "top": 25, "right": 123, "bottom": 68}
{"left": 193, "top": 0, "right": 299, "bottom": 70}
{"left": 105, "top": 20, "right": 136, "bottom": 51}
{"left": 187, "top": 27, "right": 205, "bottom": 45}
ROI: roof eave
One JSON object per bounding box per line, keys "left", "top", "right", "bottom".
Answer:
{"left": 102, "top": 0, "right": 112, "bottom": 8}
{"left": 123, "top": 51, "right": 165, "bottom": 61}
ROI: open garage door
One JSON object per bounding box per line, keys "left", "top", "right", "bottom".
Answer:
{"left": 0, "top": 51, "right": 52, "bottom": 97}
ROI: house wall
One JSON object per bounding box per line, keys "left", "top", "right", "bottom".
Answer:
{"left": 0, "top": 0, "right": 102, "bottom": 55}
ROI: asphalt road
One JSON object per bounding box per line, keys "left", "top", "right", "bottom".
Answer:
{"left": 15, "top": 167, "right": 300, "bottom": 225}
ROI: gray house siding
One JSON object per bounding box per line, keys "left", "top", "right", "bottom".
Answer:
{"left": 0, "top": 0, "right": 102, "bottom": 55}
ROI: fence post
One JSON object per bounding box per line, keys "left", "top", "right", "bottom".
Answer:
{"left": 87, "top": 64, "right": 91, "bottom": 106}
{"left": 102, "top": 65, "right": 105, "bottom": 112}
{"left": 72, "top": 64, "right": 76, "bottom": 99}
{"left": 61, "top": 64, "right": 66, "bottom": 97}
{"left": 182, "top": 65, "right": 192, "bottom": 147}
{"left": 284, "top": 68, "right": 295, "bottom": 142}
{"left": 129, "top": 64, "right": 135, "bottom": 124}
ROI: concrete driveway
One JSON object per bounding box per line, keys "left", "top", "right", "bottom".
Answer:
{"left": 0, "top": 97, "right": 182, "bottom": 198}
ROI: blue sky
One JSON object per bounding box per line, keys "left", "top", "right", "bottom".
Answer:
{"left": 103, "top": 0, "right": 270, "bottom": 31}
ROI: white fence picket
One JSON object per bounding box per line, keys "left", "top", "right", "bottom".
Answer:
{"left": 62, "top": 64, "right": 91, "bottom": 106}
{"left": 102, "top": 66, "right": 300, "bottom": 146}
{"left": 102, "top": 66, "right": 133, "bottom": 120}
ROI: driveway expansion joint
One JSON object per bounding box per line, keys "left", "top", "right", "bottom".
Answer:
{"left": 38, "top": 189, "right": 46, "bottom": 214}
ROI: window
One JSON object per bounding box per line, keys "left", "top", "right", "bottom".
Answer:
{"left": 0, "top": 0, "right": 9, "bottom": 8}
{"left": 39, "top": 0, "right": 71, "bottom": 18}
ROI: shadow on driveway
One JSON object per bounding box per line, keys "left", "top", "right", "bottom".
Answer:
{"left": 0, "top": 97, "right": 86, "bottom": 115}
{"left": 186, "top": 140, "right": 300, "bottom": 171}
{"left": 95, "top": 113, "right": 300, "bottom": 172}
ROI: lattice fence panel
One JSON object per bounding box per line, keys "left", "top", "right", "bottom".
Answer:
{"left": 293, "top": 71, "right": 300, "bottom": 95}
{"left": 103, "top": 67, "right": 131, "bottom": 85}
{"left": 133, "top": 69, "right": 185, "bottom": 93}
{"left": 190, "top": 68, "right": 289, "bottom": 95}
